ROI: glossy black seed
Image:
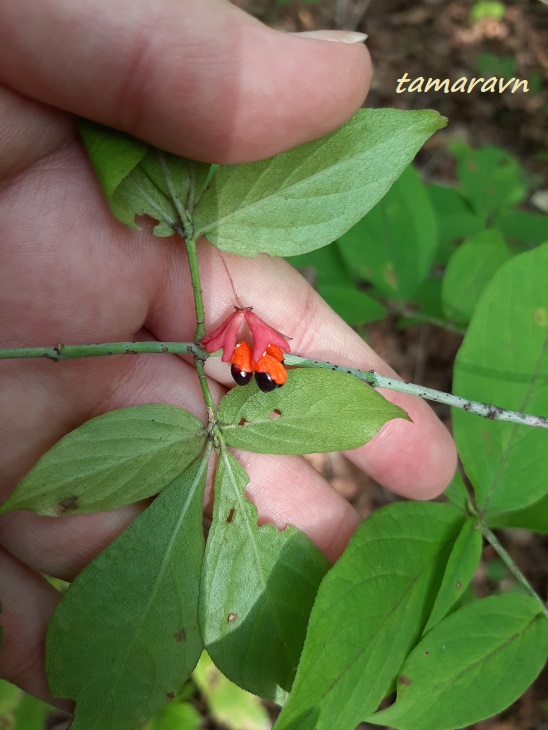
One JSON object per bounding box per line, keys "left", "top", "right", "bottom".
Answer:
{"left": 255, "top": 371, "right": 277, "bottom": 392}
{"left": 231, "top": 365, "right": 252, "bottom": 386}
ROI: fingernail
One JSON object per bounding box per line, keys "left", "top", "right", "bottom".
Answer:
{"left": 292, "top": 30, "right": 368, "bottom": 45}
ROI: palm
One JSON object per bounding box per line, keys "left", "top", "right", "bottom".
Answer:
{"left": 0, "top": 0, "right": 454, "bottom": 708}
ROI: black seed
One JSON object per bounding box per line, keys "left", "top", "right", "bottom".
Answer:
{"left": 231, "top": 365, "right": 252, "bottom": 386}
{"left": 255, "top": 371, "right": 277, "bottom": 392}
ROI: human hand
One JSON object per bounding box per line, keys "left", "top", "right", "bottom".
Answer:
{"left": 0, "top": 0, "right": 456, "bottom": 707}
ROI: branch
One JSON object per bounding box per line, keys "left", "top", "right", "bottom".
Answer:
{"left": 1, "top": 343, "right": 546, "bottom": 429}
{"left": 481, "top": 523, "right": 548, "bottom": 617}
{"left": 0, "top": 341, "right": 198, "bottom": 361}
{"left": 285, "top": 354, "right": 548, "bottom": 430}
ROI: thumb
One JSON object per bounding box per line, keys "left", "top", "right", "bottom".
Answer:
{"left": 0, "top": 0, "right": 371, "bottom": 163}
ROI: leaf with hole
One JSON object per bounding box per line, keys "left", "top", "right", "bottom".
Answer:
{"left": 218, "top": 369, "right": 408, "bottom": 455}
{"left": 80, "top": 121, "right": 210, "bottom": 235}
{"left": 200, "top": 452, "right": 329, "bottom": 704}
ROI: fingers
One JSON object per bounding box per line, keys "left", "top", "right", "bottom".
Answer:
{"left": 150, "top": 243, "right": 458, "bottom": 499}
{"left": 0, "top": 547, "right": 70, "bottom": 710}
{"left": 1, "top": 140, "right": 455, "bottom": 501}
{"left": 0, "top": 0, "right": 371, "bottom": 164}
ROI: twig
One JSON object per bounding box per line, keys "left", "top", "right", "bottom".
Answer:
{"left": 481, "top": 523, "right": 548, "bottom": 617}
{"left": 1, "top": 344, "right": 546, "bottom": 429}
{"left": 285, "top": 354, "right": 548, "bottom": 429}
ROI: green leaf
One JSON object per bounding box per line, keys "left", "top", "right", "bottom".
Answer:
{"left": 12, "top": 693, "right": 52, "bottom": 730}
{"left": 496, "top": 210, "right": 548, "bottom": 247}
{"left": 451, "top": 143, "right": 528, "bottom": 220}
{"left": 193, "top": 109, "right": 446, "bottom": 257}
{"left": 317, "top": 284, "right": 386, "bottom": 326}
{"left": 193, "top": 653, "right": 271, "bottom": 730}
{"left": 46, "top": 455, "right": 209, "bottom": 730}
{"left": 337, "top": 165, "right": 438, "bottom": 300}
{"left": 368, "top": 594, "right": 548, "bottom": 730}
{"left": 80, "top": 121, "right": 210, "bottom": 235}
{"left": 79, "top": 120, "right": 148, "bottom": 197}
{"left": 288, "top": 247, "right": 386, "bottom": 325}
{"left": 442, "top": 229, "right": 511, "bottom": 324}
{"left": 423, "top": 517, "right": 483, "bottom": 633}
{"left": 218, "top": 369, "right": 408, "bottom": 455}
{"left": 427, "top": 183, "right": 484, "bottom": 248}
{"left": 147, "top": 698, "right": 202, "bottom": 730}
{"left": 469, "top": 1, "right": 506, "bottom": 23}
{"left": 200, "top": 452, "right": 329, "bottom": 703}
{"left": 0, "top": 405, "right": 207, "bottom": 516}
{"left": 452, "top": 243, "right": 548, "bottom": 518}
{"left": 487, "top": 490, "right": 548, "bottom": 534}
{"left": 111, "top": 150, "right": 210, "bottom": 235}
{"left": 0, "top": 681, "right": 53, "bottom": 730}
{"left": 443, "top": 470, "right": 470, "bottom": 512}
{"left": 274, "top": 502, "right": 464, "bottom": 730}
{"left": 288, "top": 244, "right": 354, "bottom": 287}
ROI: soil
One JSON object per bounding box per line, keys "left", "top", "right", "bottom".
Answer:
{"left": 234, "top": 2, "right": 548, "bottom": 729}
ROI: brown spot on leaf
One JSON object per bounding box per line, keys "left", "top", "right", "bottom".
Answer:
{"left": 270, "top": 409, "right": 282, "bottom": 419}
{"left": 174, "top": 629, "right": 186, "bottom": 642}
{"left": 455, "top": 580, "right": 462, "bottom": 590}
{"left": 398, "top": 676, "right": 411, "bottom": 686}
{"left": 534, "top": 307, "right": 547, "bottom": 327}
{"left": 58, "top": 495, "right": 78, "bottom": 513}
{"left": 238, "top": 418, "right": 249, "bottom": 427}
{"left": 226, "top": 508, "right": 235, "bottom": 524}
{"left": 166, "top": 691, "right": 175, "bottom": 701}
{"left": 227, "top": 612, "right": 237, "bottom": 623}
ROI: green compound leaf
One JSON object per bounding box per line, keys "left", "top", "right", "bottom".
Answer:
{"left": 80, "top": 120, "right": 210, "bottom": 235}
{"left": 368, "top": 594, "right": 548, "bottom": 730}
{"left": 274, "top": 502, "right": 464, "bottom": 730}
{"left": 193, "top": 109, "right": 446, "bottom": 257}
{"left": 442, "top": 228, "right": 511, "bottom": 324}
{"left": 337, "top": 164, "right": 438, "bottom": 300}
{"left": 0, "top": 405, "right": 207, "bottom": 516}
{"left": 46, "top": 455, "right": 209, "bottom": 730}
{"left": 200, "top": 452, "right": 329, "bottom": 704}
{"left": 452, "top": 243, "right": 548, "bottom": 520}
{"left": 218, "top": 369, "right": 408, "bottom": 455}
